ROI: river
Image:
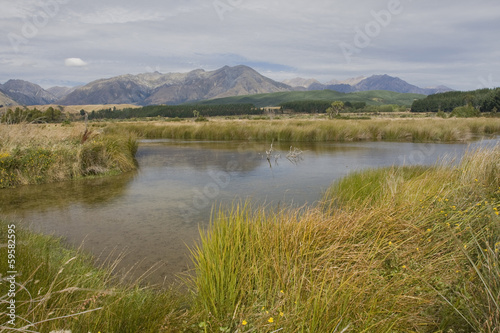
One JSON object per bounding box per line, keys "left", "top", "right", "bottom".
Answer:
{"left": 1, "top": 138, "right": 498, "bottom": 285}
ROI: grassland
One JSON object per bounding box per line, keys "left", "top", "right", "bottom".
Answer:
{"left": 194, "top": 90, "right": 425, "bottom": 107}
{"left": 0, "top": 123, "right": 137, "bottom": 188}
{"left": 108, "top": 117, "right": 500, "bottom": 142}
{"left": 1, "top": 146, "right": 499, "bottom": 332}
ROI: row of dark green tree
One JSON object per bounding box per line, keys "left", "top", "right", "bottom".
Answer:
{"left": 279, "top": 101, "right": 367, "bottom": 113}
{"left": 87, "top": 104, "right": 263, "bottom": 120}
{"left": 411, "top": 88, "right": 500, "bottom": 113}
{"left": 0, "top": 107, "right": 64, "bottom": 124}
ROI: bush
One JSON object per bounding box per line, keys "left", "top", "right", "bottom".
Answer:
{"left": 450, "top": 105, "right": 481, "bottom": 118}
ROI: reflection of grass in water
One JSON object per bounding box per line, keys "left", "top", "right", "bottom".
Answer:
{"left": 0, "top": 123, "right": 138, "bottom": 188}
{"left": 0, "top": 223, "right": 192, "bottom": 332}
{"left": 0, "top": 171, "right": 136, "bottom": 212}
{"left": 1, "top": 146, "right": 498, "bottom": 332}
{"left": 108, "top": 118, "right": 500, "bottom": 142}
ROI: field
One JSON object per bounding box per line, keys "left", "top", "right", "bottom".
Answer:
{"left": 108, "top": 117, "right": 500, "bottom": 142}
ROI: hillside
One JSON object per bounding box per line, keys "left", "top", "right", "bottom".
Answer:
{"left": 0, "top": 90, "right": 18, "bottom": 107}
{"left": 0, "top": 79, "right": 57, "bottom": 105}
{"left": 195, "top": 90, "right": 426, "bottom": 107}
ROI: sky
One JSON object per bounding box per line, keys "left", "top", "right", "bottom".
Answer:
{"left": 1, "top": 0, "right": 499, "bottom": 91}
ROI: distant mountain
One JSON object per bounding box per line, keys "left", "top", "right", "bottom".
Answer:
{"left": 46, "top": 86, "right": 77, "bottom": 99}
{"left": 282, "top": 77, "right": 320, "bottom": 89}
{"left": 1, "top": 68, "right": 453, "bottom": 107}
{"left": 0, "top": 90, "right": 18, "bottom": 107}
{"left": 59, "top": 65, "right": 292, "bottom": 105}
{"left": 354, "top": 75, "right": 439, "bottom": 95}
{"left": 0, "top": 79, "right": 57, "bottom": 105}
{"left": 326, "top": 76, "right": 367, "bottom": 86}
{"left": 284, "top": 74, "right": 453, "bottom": 95}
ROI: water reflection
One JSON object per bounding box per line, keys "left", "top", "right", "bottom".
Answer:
{"left": 0, "top": 172, "right": 135, "bottom": 213}
{"left": 0, "top": 138, "right": 498, "bottom": 285}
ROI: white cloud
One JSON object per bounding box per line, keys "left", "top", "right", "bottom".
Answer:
{"left": 65, "top": 58, "right": 88, "bottom": 67}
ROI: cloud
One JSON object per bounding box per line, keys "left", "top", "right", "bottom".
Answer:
{"left": 1, "top": 0, "right": 499, "bottom": 90}
{"left": 65, "top": 58, "right": 88, "bottom": 67}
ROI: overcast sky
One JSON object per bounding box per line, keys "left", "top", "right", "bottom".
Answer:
{"left": 1, "top": 0, "right": 499, "bottom": 90}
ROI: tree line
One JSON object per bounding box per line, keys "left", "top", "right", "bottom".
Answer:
{"left": 0, "top": 107, "right": 65, "bottom": 124}
{"left": 87, "top": 104, "right": 263, "bottom": 120}
{"left": 279, "top": 100, "right": 367, "bottom": 113}
{"left": 411, "top": 88, "right": 500, "bottom": 113}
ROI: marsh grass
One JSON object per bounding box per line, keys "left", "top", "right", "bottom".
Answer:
{"left": 109, "top": 118, "right": 500, "bottom": 142}
{"left": 189, "top": 146, "right": 500, "bottom": 332}
{"left": 0, "top": 123, "right": 137, "bottom": 188}
{"left": 0, "top": 223, "right": 194, "bottom": 332}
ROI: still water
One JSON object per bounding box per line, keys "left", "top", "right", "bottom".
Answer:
{"left": 1, "top": 139, "right": 498, "bottom": 284}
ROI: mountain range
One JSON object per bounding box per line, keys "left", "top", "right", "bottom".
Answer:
{"left": 0, "top": 65, "right": 453, "bottom": 107}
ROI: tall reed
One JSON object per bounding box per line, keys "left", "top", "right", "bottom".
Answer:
{"left": 189, "top": 146, "right": 500, "bottom": 332}
{"left": 109, "top": 118, "right": 500, "bottom": 142}
{"left": 0, "top": 123, "right": 137, "bottom": 188}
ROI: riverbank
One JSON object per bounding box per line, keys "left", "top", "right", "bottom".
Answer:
{"left": 3, "top": 118, "right": 499, "bottom": 188}
{"left": 0, "top": 123, "right": 137, "bottom": 188}
{"left": 108, "top": 117, "right": 500, "bottom": 142}
{"left": 1, "top": 146, "right": 498, "bottom": 332}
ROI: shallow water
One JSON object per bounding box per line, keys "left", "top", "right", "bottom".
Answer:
{"left": 1, "top": 138, "right": 498, "bottom": 285}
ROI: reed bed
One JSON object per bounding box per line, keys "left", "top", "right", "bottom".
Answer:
{"left": 109, "top": 118, "right": 500, "bottom": 142}
{"left": 0, "top": 123, "right": 137, "bottom": 188}
{"left": 189, "top": 146, "right": 500, "bottom": 332}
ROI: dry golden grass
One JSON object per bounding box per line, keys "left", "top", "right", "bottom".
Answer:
{"left": 110, "top": 117, "right": 500, "bottom": 142}
{"left": 0, "top": 123, "right": 137, "bottom": 188}
{"left": 0, "top": 123, "right": 85, "bottom": 151}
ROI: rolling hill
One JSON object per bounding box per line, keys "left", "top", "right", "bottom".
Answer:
{"left": 194, "top": 90, "right": 426, "bottom": 107}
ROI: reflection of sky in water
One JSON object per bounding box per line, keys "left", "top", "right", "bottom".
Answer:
{"left": 1, "top": 138, "right": 498, "bottom": 285}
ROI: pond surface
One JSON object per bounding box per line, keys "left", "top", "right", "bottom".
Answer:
{"left": 1, "top": 138, "right": 498, "bottom": 285}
